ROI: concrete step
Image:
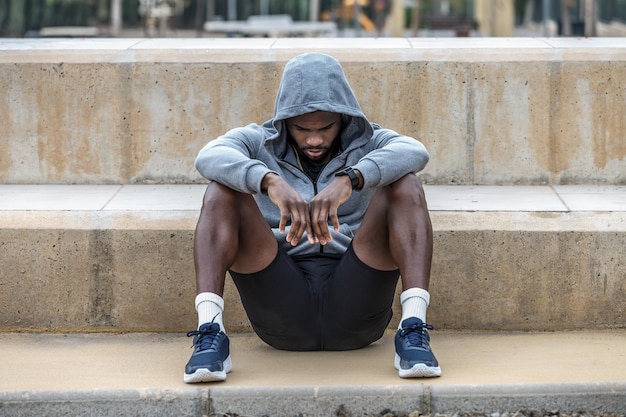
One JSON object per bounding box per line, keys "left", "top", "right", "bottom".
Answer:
{"left": 1, "top": 184, "right": 625, "bottom": 333}
{"left": 2, "top": 38, "right": 625, "bottom": 185}
{"left": 1, "top": 330, "right": 625, "bottom": 416}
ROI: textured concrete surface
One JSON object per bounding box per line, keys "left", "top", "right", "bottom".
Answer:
{"left": 1, "top": 38, "right": 625, "bottom": 185}
{"left": 1, "top": 184, "right": 624, "bottom": 333}
{"left": 0, "top": 330, "right": 625, "bottom": 416}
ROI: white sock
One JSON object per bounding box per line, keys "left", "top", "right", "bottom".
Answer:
{"left": 399, "top": 287, "right": 430, "bottom": 328}
{"left": 195, "top": 292, "right": 225, "bottom": 333}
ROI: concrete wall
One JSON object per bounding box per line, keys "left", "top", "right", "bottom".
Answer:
{"left": 1, "top": 209, "right": 624, "bottom": 332}
{"left": 1, "top": 38, "right": 625, "bottom": 185}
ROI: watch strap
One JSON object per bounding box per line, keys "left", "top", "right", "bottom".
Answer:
{"left": 335, "top": 167, "right": 360, "bottom": 190}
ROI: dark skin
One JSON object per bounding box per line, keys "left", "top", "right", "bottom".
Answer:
{"left": 194, "top": 110, "right": 433, "bottom": 297}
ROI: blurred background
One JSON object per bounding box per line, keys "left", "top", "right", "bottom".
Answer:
{"left": 1, "top": 0, "right": 625, "bottom": 38}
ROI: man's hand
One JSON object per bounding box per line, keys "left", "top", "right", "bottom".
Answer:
{"left": 262, "top": 170, "right": 362, "bottom": 246}
{"left": 262, "top": 173, "right": 313, "bottom": 246}
{"left": 309, "top": 174, "right": 355, "bottom": 245}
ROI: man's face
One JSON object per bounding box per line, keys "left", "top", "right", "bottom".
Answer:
{"left": 286, "top": 111, "right": 342, "bottom": 165}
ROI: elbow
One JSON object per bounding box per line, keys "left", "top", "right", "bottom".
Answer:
{"left": 414, "top": 147, "right": 430, "bottom": 172}
{"left": 194, "top": 150, "right": 213, "bottom": 178}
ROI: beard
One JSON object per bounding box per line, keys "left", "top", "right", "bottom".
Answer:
{"left": 298, "top": 144, "right": 333, "bottom": 165}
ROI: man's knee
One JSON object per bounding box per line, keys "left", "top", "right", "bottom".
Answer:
{"left": 390, "top": 174, "right": 428, "bottom": 208}
{"left": 199, "top": 182, "right": 267, "bottom": 235}
{"left": 201, "top": 181, "right": 240, "bottom": 211}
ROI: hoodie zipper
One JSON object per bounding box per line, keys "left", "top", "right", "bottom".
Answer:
{"left": 283, "top": 147, "right": 347, "bottom": 254}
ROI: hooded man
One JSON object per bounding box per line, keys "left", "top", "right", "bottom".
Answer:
{"left": 185, "top": 52, "right": 440, "bottom": 383}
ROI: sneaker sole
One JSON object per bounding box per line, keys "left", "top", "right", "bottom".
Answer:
{"left": 184, "top": 356, "right": 232, "bottom": 383}
{"left": 394, "top": 354, "right": 441, "bottom": 378}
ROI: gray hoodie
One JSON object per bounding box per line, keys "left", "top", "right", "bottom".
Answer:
{"left": 195, "top": 52, "right": 429, "bottom": 256}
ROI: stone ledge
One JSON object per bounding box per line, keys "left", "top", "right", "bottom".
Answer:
{"left": 2, "top": 37, "right": 626, "bottom": 63}
{"left": 1, "top": 184, "right": 625, "bottom": 214}
{"left": 0, "top": 185, "right": 624, "bottom": 332}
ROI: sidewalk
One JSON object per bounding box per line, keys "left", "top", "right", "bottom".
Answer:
{"left": 3, "top": 329, "right": 626, "bottom": 390}
{"left": 1, "top": 330, "right": 625, "bottom": 415}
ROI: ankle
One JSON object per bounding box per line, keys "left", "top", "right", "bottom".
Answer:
{"left": 196, "top": 292, "right": 225, "bottom": 332}
{"left": 399, "top": 287, "right": 430, "bottom": 327}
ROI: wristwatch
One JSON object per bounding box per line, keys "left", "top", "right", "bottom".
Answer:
{"left": 335, "top": 167, "right": 360, "bottom": 190}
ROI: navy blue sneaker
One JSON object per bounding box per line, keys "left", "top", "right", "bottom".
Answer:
{"left": 394, "top": 317, "right": 441, "bottom": 378}
{"left": 184, "top": 322, "right": 232, "bottom": 383}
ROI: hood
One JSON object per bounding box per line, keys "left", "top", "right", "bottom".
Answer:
{"left": 270, "top": 53, "right": 373, "bottom": 154}
{"left": 274, "top": 53, "right": 366, "bottom": 122}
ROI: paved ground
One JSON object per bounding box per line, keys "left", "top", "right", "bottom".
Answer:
{"left": 2, "top": 329, "right": 626, "bottom": 391}
{"left": 1, "top": 330, "right": 626, "bottom": 416}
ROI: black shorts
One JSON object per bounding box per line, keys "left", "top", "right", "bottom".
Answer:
{"left": 229, "top": 244, "right": 400, "bottom": 351}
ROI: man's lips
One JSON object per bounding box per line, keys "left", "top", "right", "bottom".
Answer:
{"left": 304, "top": 148, "right": 326, "bottom": 158}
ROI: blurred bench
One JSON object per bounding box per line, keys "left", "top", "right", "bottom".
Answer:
{"left": 204, "top": 14, "right": 337, "bottom": 37}
{"left": 36, "top": 26, "right": 100, "bottom": 38}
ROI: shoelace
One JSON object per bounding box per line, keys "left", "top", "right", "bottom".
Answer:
{"left": 187, "top": 324, "right": 221, "bottom": 351}
{"left": 400, "top": 322, "right": 434, "bottom": 348}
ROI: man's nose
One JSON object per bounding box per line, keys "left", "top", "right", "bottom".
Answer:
{"left": 306, "top": 132, "right": 323, "bottom": 147}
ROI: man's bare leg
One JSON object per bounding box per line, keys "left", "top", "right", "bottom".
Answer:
{"left": 185, "top": 181, "right": 277, "bottom": 383}
{"left": 194, "top": 181, "right": 278, "bottom": 296}
{"left": 352, "top": 174, "right": 432, "bottom": 290}
{"left": 352, "top": 174, "right": 440, "bottom": 378}
{"left": 193, "top": 181, "right": 278, "bottom": 330}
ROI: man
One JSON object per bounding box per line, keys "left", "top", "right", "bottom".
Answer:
{"left": 185, "top": 52, "right": 440, "bottom": 383}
